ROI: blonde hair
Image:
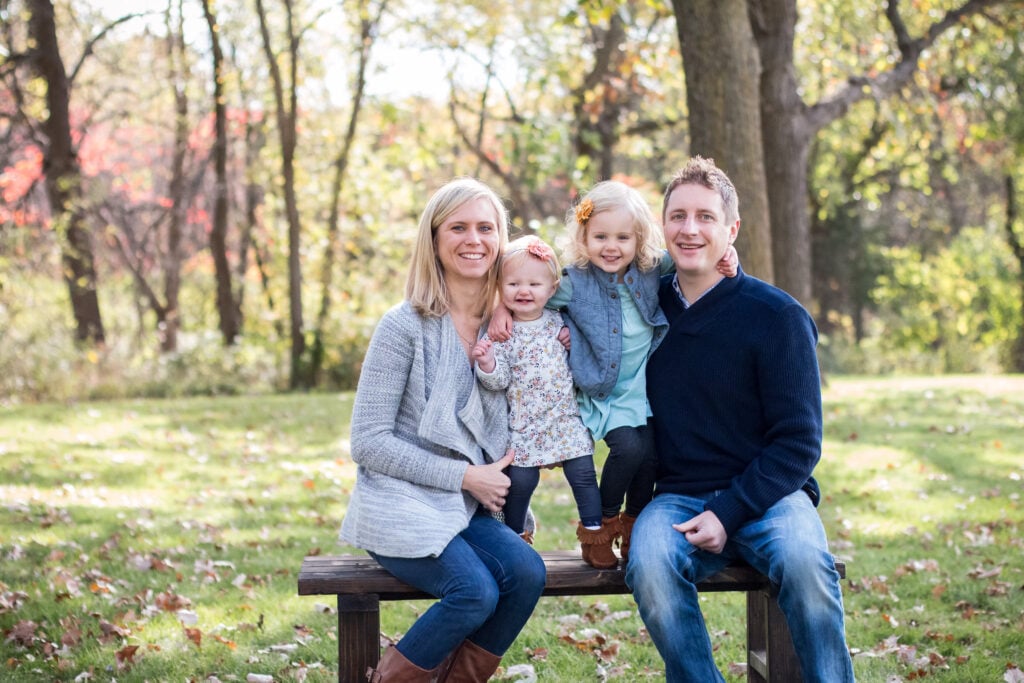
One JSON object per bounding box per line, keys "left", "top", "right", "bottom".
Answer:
{"left": 405, "top": 177, "right": 509, "bottom": 317}
{"left": 501, "top": 235, "right": 561, "bottom": 284}
{"left": 566, "top": 180, "right": 664, "bottom": 272}
{"left": 662, "top": 156, "right": 739, "bottom": 225}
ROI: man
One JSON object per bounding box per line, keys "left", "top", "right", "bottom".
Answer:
{"left": 625, "top": 156, "right": 855, "bottom": 682}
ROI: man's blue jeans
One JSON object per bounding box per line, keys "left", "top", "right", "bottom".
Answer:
{"left": 369, "top": 510, "right": 546, "bottom": 669}
{"left": 625, "top": 491, "right": 855, "bottom": 683}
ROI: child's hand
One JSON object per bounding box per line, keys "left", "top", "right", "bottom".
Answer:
{"left": 472, "top": 338, "right": 496, "bottom": 373}
{"left": 487, "top": 305, "right": 514, "bottom": 342}
{"left": 717, "top": 245, "right": 739, "bottom": 277}
{"left": 557, "top": 326, "right": 571, "bottom": 350}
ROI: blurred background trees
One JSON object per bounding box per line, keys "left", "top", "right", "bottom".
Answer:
{"left": 1, "top": 0, "right": 1022, "bottom": 402}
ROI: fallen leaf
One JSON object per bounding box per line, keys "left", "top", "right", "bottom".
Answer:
{"left": 115, "top": 644, "right": 139, "bottom": 670}
{"left": 184, "top": 626, "right": 202, "bottom": 648}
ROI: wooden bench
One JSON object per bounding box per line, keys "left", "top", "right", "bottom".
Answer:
{"left": 299, "top": 551, "right": 845, "bottom": 682}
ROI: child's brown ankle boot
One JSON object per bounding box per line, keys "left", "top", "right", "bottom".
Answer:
{"left": 618, "top": 512, "right": 638, "bottom": 563}
{"left": 577, "top": 516, "right": 620, "bottom": 569}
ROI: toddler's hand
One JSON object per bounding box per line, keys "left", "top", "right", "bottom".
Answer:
{"left": 717, "top": 245, "right": 739, "bottom": 277}
{"left": 487, "top": 305, "right": 514, "bottom": 342}
{"left": 472, "top": 338, "right": 496, "bottom": 373}
{"left": 557, "top": 326, "right": 571, "bottom": 350}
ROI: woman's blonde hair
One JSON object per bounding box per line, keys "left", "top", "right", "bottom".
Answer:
{"left": 566, "top": 180, "right": 664, "bottom": 272}
{"left": 405, "top": 177, "right": 509, "bottom": 317}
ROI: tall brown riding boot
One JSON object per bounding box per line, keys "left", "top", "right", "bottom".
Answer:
{"left": 618, "top": 512, "right": 638, "bottom": 564}
{"left": 435, "top": 640, "right": 502, "bottom": 683}
{"left": 577, "top": 516, "right": 620, "bottom": 569}
{"left": 367, "top": 645, "right": 435, "bottom": 682}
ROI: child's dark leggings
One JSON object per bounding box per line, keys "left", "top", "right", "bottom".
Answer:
{"left": 503, "top": 455, "right": 601, "bottom": 532}
{"left": 600, "top": 423, "right": 657, "bottom": 519}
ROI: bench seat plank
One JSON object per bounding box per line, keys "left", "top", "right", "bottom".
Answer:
{"left": 298, "top": 551, "right": 845, "bottom": 683}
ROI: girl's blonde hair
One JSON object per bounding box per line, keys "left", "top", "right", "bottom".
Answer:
{"left": 405, "top": 177, "right": 509, "bottom": 317}
{"left": 566, "top": 180, "right": 664, "bottom": 272}
{"left": 501, "top": 235, "right": 561, "bottom": 284}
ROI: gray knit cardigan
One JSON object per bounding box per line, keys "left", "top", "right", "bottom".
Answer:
{"left": 339, "top": 301, "right": 510, "bottom": 558}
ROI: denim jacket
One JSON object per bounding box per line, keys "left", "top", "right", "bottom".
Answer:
{"left": 558, "top": 262, "right": 668, "bottom": 400}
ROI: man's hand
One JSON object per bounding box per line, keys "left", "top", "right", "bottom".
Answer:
{"left": 462, "top": 450, "right": 514, "bottom": 513}
{"left": 673, "top": 510, "right": 727, "bottom": 554}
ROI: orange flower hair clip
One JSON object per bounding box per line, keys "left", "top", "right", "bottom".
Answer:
{"left": 575, "top": 197, "right": 594, "bottom": 226}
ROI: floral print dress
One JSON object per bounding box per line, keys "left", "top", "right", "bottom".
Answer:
{"left": 477, "top": 309, "right": 593, "bottom": 467}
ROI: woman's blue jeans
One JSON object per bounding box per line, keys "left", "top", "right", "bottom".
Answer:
{"left": 369, "top": 510, "right": 546, "bottom": 670}
{"left": 625, "top": 490, "right": 855, "bottom": 683}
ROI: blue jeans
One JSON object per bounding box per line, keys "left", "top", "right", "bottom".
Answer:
{"left": 625, "top": 491, "right": 854, "bottom": 683}
{"left": 601, "top": 424, "right": 657, "bottom": 518}
{"left": 504, "top": 455, "right": 602, "bottom": 531}
{"left": 369, "top": 511, "right": 546, "bottom": 669}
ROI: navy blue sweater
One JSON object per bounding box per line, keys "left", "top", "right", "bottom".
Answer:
{"left": 646, "top": 268, "right": 822, "bottom": 535}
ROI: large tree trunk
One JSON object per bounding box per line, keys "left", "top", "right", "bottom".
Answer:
{"left": 671, "top": 0, "right": 774, "bottom": 283}
{"left": 749, "top": 0, "right": 812, "bottom": 305}
{"left": 202, "top": 0, "right": 239, "bottom": 345}
{"left": 28, "top": 0, "right": 105, "bottom": 344}
{"left": 1005, "top": 174, "right": 1024, "bottom": 372}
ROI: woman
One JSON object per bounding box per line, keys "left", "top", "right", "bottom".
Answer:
{"left": 340, "top": 177, "right": 547, "bottom": 682}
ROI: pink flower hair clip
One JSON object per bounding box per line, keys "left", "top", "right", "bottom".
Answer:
{"left": 525, "top": 237, "right": 555, "bottom": 262}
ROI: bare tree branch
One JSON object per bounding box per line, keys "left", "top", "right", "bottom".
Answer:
{"left": 805, "top": 0, "right": 1020, "bottom": 132}
{"left": 69, "top": 11, "right": 151, "bottom": 84}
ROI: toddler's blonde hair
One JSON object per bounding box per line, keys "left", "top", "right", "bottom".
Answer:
{"left": 566, "top": 180, "right": 663, "bottom": 272}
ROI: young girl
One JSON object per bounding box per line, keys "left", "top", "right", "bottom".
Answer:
{"left": 489, "top": 180, "right": 737, "bottom": 568}
{"left": 471, "top": 235, "right": 612, "bottom": 568}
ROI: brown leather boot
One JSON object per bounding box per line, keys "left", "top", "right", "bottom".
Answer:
{"left": 435, "top": 640, "right": 502, "bottom": 683}
{"left": 618, "top": 512, "right": 638, "bottom": 564}
{"left": 577, "top": 516, "right": 620, "bottom": 569}
{"left": 519, "top": 530, "right": 534, "bottom": 545}
{"left": 367, "top": 645, "right": 435, "bottom": 682}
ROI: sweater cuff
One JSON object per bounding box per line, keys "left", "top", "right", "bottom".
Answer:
{"left": 705, "top": 493, "right": 750, "bottom": 537}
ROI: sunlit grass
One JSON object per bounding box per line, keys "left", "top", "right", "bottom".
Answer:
{"left": 2, "top": 376, "right": 1023, "bottom": 681}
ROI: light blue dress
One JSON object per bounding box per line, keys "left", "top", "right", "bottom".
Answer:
{"left": 577, "top": 283, "right": 653, "bottom": 441}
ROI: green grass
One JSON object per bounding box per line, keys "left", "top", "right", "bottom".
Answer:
{"left": 1, "top": 376, "right": 1022, "bottom": 681}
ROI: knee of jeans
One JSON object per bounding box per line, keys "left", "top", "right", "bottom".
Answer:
{"left": 626, "top": 534, "right": 694, "bottom": 593}
{"left": 513, "top": 550, "right": 547, "bottom": 599}
{"left": 774, "top": 550, "right": 840, "bottom": 594}
{"left": 448, "top": 574, "right": 501, "bottom": 617}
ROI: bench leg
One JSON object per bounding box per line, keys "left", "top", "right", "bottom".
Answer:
{"left": 746, "top": 587, "right": 801, "bottom": 683}
{"left": 337, "top": 594, "right": 381, "bottom": 683}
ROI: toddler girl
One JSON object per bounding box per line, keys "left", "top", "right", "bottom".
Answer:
{"left": 472, "top": 236, "right": 608, "bottom": 567}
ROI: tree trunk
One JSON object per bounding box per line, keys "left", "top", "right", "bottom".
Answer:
{"left": 256, "top": 0, "right": 307, "bottom": 388}
{"left": 28, "top": 0, "right": 105, "bottom": 344}
{"left": 162, "top": 0, "right": 188, "bottom": 353}
{"left": 1005, "top": 174, "right": 1024, "bottom": 372}
{"left": 311, "top": 0, "right": 385, "bottom": 385}
{"left": 672, "top": 0, "right": 774, "bottom": 283}
{"left": 749, "top": 0, "right": 812, "bottom": 304}
{"left": 202, "top": 0, "right": 239, "bottom": 346}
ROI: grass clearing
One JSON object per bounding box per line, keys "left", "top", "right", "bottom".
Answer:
{"left": 2, "top": 376, "right": 1023, "bottom": 681}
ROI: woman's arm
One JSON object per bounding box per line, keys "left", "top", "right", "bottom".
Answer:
{"left": 349, "top": 310, "right": 468, "bottom": 491}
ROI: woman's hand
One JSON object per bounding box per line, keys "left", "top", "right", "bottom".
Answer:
{"left": 462, "top": 450, "right": 514, "bottom": 513}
